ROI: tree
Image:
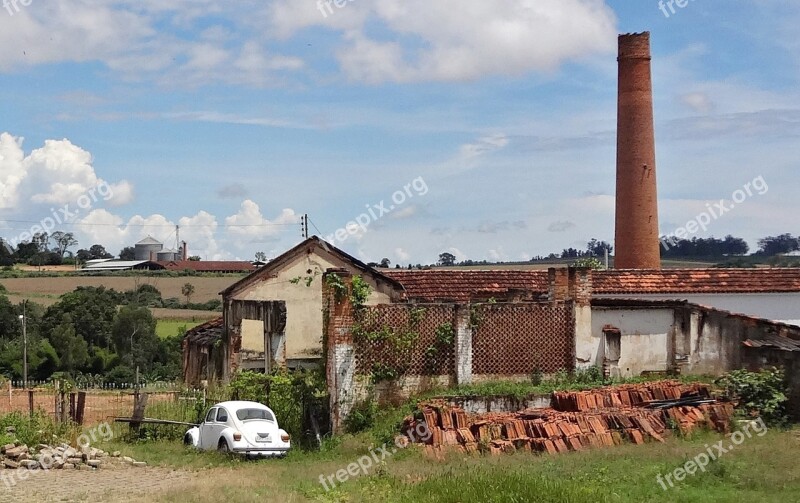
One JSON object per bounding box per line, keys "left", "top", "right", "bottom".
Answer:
{"left": 254, "top": 251, "right": 267, "bottom": 262}
{"left": 379, "top": 258, "right": 391, "bottom": 268}
{"left": 15, "top": 242, "right": 38, "bottom": 262}
{"left": 111, "top": 305, "right": 160, "bottom": 373}
{"left": 437, "top": 252, "right": 456, "bottom": 266}
{"left": 41, "top": 286, "right": 122, "bottom": 350}
{"left": 32, "top": 232, "right": 49, "bottom": 252}
{"left": 188, "top": 255, "right": 201, "bottom": 261}
{"left": 181, "top": 283, "right": 195, "bottom": 305}
{"left": 119, "top": 246, "right": 136, "bottom": 260}
{"left": 0, "top": 239, "right": 13, "bottom": 266}
{"left": 757, "top": 234, "right": 799, "bottom": 256}
{"left": 48, "top": 313, "right": 89, "bottom": 372}
{"left": 586, "top": 239, "right": 613, "bottom": 257}
{"left": 50, "top": 231, "right": 78, "bottom": 258}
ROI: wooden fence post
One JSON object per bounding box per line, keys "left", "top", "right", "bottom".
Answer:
{"left": 76, "top": 391, "right": 86, "bottom": 425}
{"left": 130, "top": 390, "right": 148, "bottom": 435}
{"left": 28, "top": 390, "right": 34, "bottom": 417}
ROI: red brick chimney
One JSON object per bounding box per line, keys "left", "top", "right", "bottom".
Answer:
{"left": 614, "top": 32, "right": 661, "bottom": 270}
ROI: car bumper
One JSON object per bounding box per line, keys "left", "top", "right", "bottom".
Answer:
{"left": 235, "top": 448, "right": 290, "bottom": 458}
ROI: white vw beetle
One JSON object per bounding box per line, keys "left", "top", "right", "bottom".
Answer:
{"left": 184, "top": 401, "right": 291, "bottom": 457}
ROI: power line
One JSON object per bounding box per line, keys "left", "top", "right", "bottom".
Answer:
{"left": 0, "top": 219, "right": 298, "bottom": 228}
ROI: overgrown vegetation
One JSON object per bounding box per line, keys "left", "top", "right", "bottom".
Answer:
{"left": 716, "top": 367, "right": 790, "bottom": 426}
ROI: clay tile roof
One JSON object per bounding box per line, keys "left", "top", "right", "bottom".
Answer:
{"left": 382, "top": 270, "right": 549, "bottom": 302}
{"left": 184, "top": 317, "right": 223, "bottom": 346}
{"left": 159, "top": 261, "right": 257, "bottom": 273}
{"left": 594, "top": 268, "right": 800, "bottom": 295}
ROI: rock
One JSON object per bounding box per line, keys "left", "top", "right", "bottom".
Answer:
{"left": 5, "top": 426, "right": 15, "bottom": 434}
{"left": 62, "top": 463, "right": 74, "bottom": 470}
{"left": 64, "top": 447, "right": 77, "bottom": 459}
{"left": 1, "top": 444, "right": 14, "bottom": 454}
{"left": 111, "top": 451, "right": 121, "bottom": 457}
{"left": 132, "top": 461, "right": 146, "bottom": 467}
{"left": 78, "top": 464, "right": 93, "bottom": 471}
{"left": 86, "top": 460, "right": 101, "bottom": 468}
{"left": 4, "top": 460, "right": 18, "bottom": 469}
{"left": 5, "top": 445, "right": 27, "bottom": 459}
{"left": 53, "top": 459, "right": 65, "bottom": 469}
{"left": 122, "top": 456, "right": 133, "bottom": 463}
{"left": 36, "top": 444, "right": 49, "bottom": 451}
{"left": 16, "top": 452, "right": 28, "bottom": 461}
{"left": 67, "top": 457, "right": 83, "bottom": 465}
{"left": 19, "top": 460, "right": 37, "bottom": 469}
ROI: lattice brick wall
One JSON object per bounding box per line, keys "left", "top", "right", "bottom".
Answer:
{"left": 472, "top": 303, "right": 575, "bottom": 375}
{"left": 354, "top": 305, "right": 456, "bottom": 377}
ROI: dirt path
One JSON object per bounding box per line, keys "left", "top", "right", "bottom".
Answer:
{"left": 0, "top": 466, "right": 196, "bottom": 502}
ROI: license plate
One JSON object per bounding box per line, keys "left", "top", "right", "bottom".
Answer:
{"left": 256, "top": 435, "right": 271, "bottom": 443}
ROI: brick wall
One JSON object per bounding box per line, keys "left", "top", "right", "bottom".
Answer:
{"left": 325, "top": 274, "right": 578, "bottom": 430}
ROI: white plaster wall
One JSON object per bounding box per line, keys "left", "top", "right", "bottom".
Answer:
{"left": 574, "top": 305, "right": 594, "bottom": 368}
{"left": 600, "top": 293, "right": 800, "bottom": 326}
{"left": 232, "top": 251, "right": 393, "bottom": 360}
{"left": 590, "top": 308, "right": 674, "bottom": 377}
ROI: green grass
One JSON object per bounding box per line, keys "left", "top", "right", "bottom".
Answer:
{"left": 94, "top": 425, "right": 800, "bottom": 502}
{"left": 155, "top": 319, "right": 205, "bottom": 339}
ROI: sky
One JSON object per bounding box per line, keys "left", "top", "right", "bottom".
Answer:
{"left": 0, "top": 0, "right": 798, "bottom": 264}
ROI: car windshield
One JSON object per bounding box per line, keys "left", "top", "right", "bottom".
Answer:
{"left": 236, "top": 408, "right": 275, "bottom": 422}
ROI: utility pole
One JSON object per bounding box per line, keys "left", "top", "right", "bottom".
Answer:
{"left": 301, "top": 214, "right": 309, "bottom": 239}
{"left": 19, "top": 301, "right": 27, "bottom": 389}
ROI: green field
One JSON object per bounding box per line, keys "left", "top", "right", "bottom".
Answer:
{"left": 98, "top": 425, "right": 800, "bottom": 502}
{"left": 155, "top": 319, "right": 208, "bottom": 339}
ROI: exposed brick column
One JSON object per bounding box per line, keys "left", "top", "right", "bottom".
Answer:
{"left": 615, "top": 32, "right": 661, "bottom": 270}
{"left": 323, "top": 269, "right": 356, "bottom": 434}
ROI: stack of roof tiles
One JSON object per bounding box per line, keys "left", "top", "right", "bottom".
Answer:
{"left": 405, "top": 381, "right": 734, "bottom": 456}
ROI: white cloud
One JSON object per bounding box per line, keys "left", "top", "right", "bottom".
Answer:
{"left": 0, "top": 133, "right": 134, "bottom": 212}
{"left": 0, "top": 133, "right": 26, "bottom": 209}
{"left": 680, "top": 92, "right": 715, "bottom": 114}
{"left": 336, "top": 0, "right": 618, "bottom": 83}
{"left": 394, "top": 247, "right": 411, "bottom": 262}
{"left": 225, "top": 201, "right": 300, "bottom": 245}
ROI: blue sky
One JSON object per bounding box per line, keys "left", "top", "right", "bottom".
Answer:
{"left": 1, "top": 0, "right": 798, "bottom": 263}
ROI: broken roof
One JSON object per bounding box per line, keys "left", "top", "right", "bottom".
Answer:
{"left": 743, "top": 332, "right": 800, "bottom": 352}
{"left": 382, "top": 269, "right": 549, "bottom": 302}
{"left": 183, "top": 317, "right": 223, "bottom": 346}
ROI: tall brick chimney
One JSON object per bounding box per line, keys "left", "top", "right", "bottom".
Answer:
{"left": 614, "top": 32, "right": 660, "bottom": 270}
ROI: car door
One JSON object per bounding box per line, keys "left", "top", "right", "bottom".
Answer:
{"left": 211, "top": 407, "right": 231, "bottom": 448}
{"left": 199, "top": 407, "right": 218, "bottom": 449}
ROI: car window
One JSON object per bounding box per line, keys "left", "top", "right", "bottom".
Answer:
{"left": 235, "top": 408, "right": 275, "bottom": 422}
{"left": 216, "top": 408, "right": 229, "bottom": 422}
{"left": 205, "top": 408, "right": 217, "bottom": 422}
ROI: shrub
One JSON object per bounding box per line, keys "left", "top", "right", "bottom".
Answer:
{"left": 716, "top": 367, "right": 789, "bottom": 426}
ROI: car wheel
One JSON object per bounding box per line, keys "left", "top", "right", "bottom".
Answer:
{"left": 183, "top": 434, "right": 193, "bottom": 446}
{"left": 218, "top": 439, "right": 230, "bottom": 453}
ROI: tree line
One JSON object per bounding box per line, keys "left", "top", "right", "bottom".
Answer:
{"left": 0, "top": 284, "right": 183, "bottom": 385}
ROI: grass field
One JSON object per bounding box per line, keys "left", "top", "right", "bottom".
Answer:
{"left": 99, "top": 425, "right": 800, "bottom": 502}
{"left": 155, "top": 319, "right": 212, "bottom": 339}
{"left": 0, "top": 276, "right": 237, "bottom": 308}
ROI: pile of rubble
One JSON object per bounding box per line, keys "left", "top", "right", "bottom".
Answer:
{"left": 404, "top": 381, "right": 734, "bottom": 456}
{"left": 0, "top": 442, "right": 147, "bottom": 471}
